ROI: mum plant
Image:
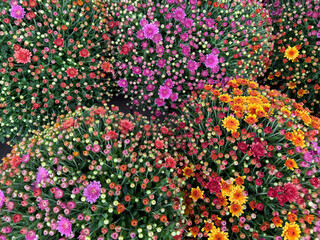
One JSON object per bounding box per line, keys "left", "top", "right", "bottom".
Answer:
{"left": 263, "top": 0, "right": 320, "bottom": 115}
{"left": 0, "top": 105, "right": 183, "bottom": 239}
{"left": 107, "top": 0, "right": 273, "bottom": 115}
{"left": 0, "top": 0, "right": 113, "bottom": 142}
{"left": 165, "top": 78, "right": 320, "bottom": 239}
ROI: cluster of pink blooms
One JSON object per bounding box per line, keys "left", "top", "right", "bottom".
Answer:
{"left": 107, "top": 0, "right": 273, "bottom": 115}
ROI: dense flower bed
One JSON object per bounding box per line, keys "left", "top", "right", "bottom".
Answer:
{"left": 165, "top": 78, "right": 320, "bottom": 239}
{"left": 107, "top": 0, "right": 273, "bottom": 115}
{"left": 0, "top": 105, "right": 183, "bottom": 239}
{"left": 0, "top": 0, "right": 113, "bottom": 142}
{"left": 262, "top": 0, "right": 320, "bottom": 115}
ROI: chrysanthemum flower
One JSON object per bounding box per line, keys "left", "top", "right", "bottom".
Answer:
{"left": 229, "top": 203, "right": 244, "bottom": 217}
{"left": 284, "top": 46, "right": 299, "bottom": 61}
{"left": 222, "top": 116, "right": 240, "bottom": 133}
{"left": 57, "top": 217, "right": 73, "bottom": 238}
{"left": 36, "top": 167, "right": 49, "bottom": 183}
{"left": 285, "top": 158, "right": 298, "bottom": 171}
{"left": 83, "top": 181, "right": 101, "bottom": 204}
{"left": 25, "top": 230, "right": 37, "bottom": 240}
{"left": 14, "top": 48, "right": 32, "bottom": 64}
{"left": 208, "top": 227, "right": 229, "bottom": 240}
{"left": 142, "top": 23, "right": 159, "bottom": 39}
{"left": 189, "top": 186, "right": 204, "bottom": 202}
{"left": 204, "top": 53, "right": 219, "bottom": 69}
{"left": 0, "top": 190, "right": 5, "bottom": 208}
{"left": 158, "top": 86, "right": 172, "bottom": 100}
{"left": 10, "top": 5, "right": 25, "bottom": 19}
{"left": 65, "top": 67, "right": 78, "bottom": 79}
{"left": 281, "top": 222, "right": 301, "bottom": 240}
{"left": 229, "top": 185, "right": 247, "bottom": 205}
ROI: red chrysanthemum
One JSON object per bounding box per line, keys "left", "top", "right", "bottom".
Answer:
{"left": 14, "top": 48, "right": 32, "bottom": 64}
{"left": 283, "top": 182, "right": 299, "bottom": 203}
{"left": 53, "top": 38, "right": 64, "bottom": 47}
{"left": 79, "top": 48, "right": 90, "bottom": 58}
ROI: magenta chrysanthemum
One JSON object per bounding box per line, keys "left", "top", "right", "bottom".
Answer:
{"left": 155, "top": 98, "right": 165, "bottom": 107}
{"left": 25, "top": 230, "right": 37, "bottom": 240}
{"left": 118, "top": 79, "right": 128, "bottom": 88}
{"left": 158, "top": 86, "right": 172, "bottom": 100}
{"left": 14, "top": 48, "right": 32, "bottom": 64}
{"left": 174, "top": 7, "right": 186, "bottom": 21}
{"left": 10, "top": 5, "right": 25, "bottom": 19}
{"left": 36, "top": 167, "right": 49, "bottom": 183}
{"left": 83, "top": 181, "right": 101, "bottom": 204}
{"left": 187, "top": 60, "right": 198, "bottom": 72}
{"left": 0, "top": 190, "right": 5, "bottom": 208}
{"left": 142, "top": 23, "right": 159, "bottom": 39}
{"left": 57, "top": 217, "right": 73, "bottom": 238}
{"left": 204, "top": 53, "right": 219, "bottom": 69}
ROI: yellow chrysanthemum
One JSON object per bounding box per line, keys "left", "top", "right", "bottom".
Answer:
{"left": 288, "top": 81, "right": 297, "bottom": 89}
{"left": 208, "top": 226, "right": 229, "bottom": 240}
{"left": 281, "top": 222, "right": 301, "bottom": 240}
{"left": 222, "top": 116, "right": 240, "bottom": 133}
{"left": 284, "top": 46, "right": 299, "bottom": 61}
{"left": 220, "top": 179, "right": 233, "bottom": 197}
{"left": 297, "top": 110, "right": 311, "bottom": 126}
{"left": 244, "top": 114, "right": 258, "bottom": 124}
{"left": 183, "top": 166, "right": 194, "bottom": 178}
{"left": 219, "top": 94, "right": 231, "bottom": 103}
{"left": 229, "top": 185, "right": 248, "bottom": 205}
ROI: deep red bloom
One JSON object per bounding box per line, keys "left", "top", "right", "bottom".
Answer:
{"left": 53, "top": 38, "right": 64, "bottom": 47}
{"left": 283, "top": 182, "right": 299, "bottom": 203}
{"left": 237, "top": 142, "right": 249, "bottom": 153}
{"left": 13, "top": 214, "right": 22, "bottom": 223}
{"left": 310, "top": 177, "right": 319, "bottom": 188}
{"left": 206, "top": 176, "right": 221, "bottom": 194}
{"left": 267, "top": 187, "right": 277, "bottom": 198}
{"left": 250, "top": 138, "right": 267, "bottom": 159}
{"left": 120, "top": 43, "right": 131, "bottom": 55}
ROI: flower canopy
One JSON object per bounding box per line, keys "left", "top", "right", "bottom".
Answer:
{"left": 107, "top": 0, "right": 273, "bottom": 114}
{"left": 0, "top": 0, "right": 113, "bottom": 142}
{"left": 263, "top": 0, "right": 320, "bottom": 115}
{"left": 0, "top": 105, "right": 183, "bottom": 239}
{"left": 165, "top": 78, "right": 320, "bottom": 239}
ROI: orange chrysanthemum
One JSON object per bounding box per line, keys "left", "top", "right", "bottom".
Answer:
{"left": 285, "top": 159, "right": 298, "bottom": 171}
{"left": 281, "top": 222, "right": 301, "bottom": 240}
{"left": 222, "top": 116, "right": 240, "bottom": 133}
{"left": 190, "top": 186, "right": 204, "bottom": 202}
{"left": 272, "top": 216, "right": 283, "bottom": 227}
{"left": 229, "top": 203, "right": 244, "bottom": 218}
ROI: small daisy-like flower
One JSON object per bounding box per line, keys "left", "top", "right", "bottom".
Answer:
{"left": 14, "top": 48, "right": 32, "bottom": 64}
{"left": 284, "top": 46, "right": 299, "bottom": 61}
{"left": 229, "top": 203, "right": 244, "bottom": 217}
{"left": 118, "top": 79, "right": 128, "bottom": 88}
{"left": 83, "top": 181, "right": 101, "bottom": 204}
{"left": 142, "top": 23, "right": 159, "bottom": 39}
{"left": 208, "top": 227, "right": 229, "bottom": 240}
{"left": 10, "top": 5, "right": 25, "bottom": 19}
{"left": 57, "top": 217, "right": 73, "bottom": 238}
{"left": 285, "top": 158, "right": 298, "bottom": 170}
{"left": 158, "top": 86, "right": 172, "bottom": 100}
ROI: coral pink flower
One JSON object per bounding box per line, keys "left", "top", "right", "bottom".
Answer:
{"left": 14, "top": 48, "right": 32, "bottom": 64}
{"left": 65, "top": 68, "right": 78, "bottom": 78}
{"left": 53, "top": 38, "right": 64, "bottom": 47}
{"left": 79, "top": 48, "right": 90, "bottom": 58}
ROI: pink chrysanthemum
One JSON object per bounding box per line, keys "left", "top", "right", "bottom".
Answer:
{"left": 142, "top": 23, "right": 159, "bottom": 39}
{"left": 118, "top": 79, "right": 128, "bottom": 88}
{"left": 155, "top": 98, "right": 165, "bottom": 107}
{"left": 10, "top": 5, "right": 25, "bottom": 19}
{"left": 174, "top": 7, "right": 186, "bottom": 21}
{"left": 65, "top": 67, "right": 78, "bottom": 78}
{"left": 36, "top": 167, "right": 49, "bottom": 183}
{"left": 152, "top": 33, "right": 162, "bottom": 43}
{"left": 25, "top": 230, "right": 37, "bottom": 240}
{"left": 14, "top": 48, "right": 32, "bottom": 64}
{"left": 204, "top": 53, "right": 219, "bottom": 69}
{"left": 158, "top": 86, "right": 172, "bottom": 100}
{"left": 0, "top": 190, "right": 4, "bottom": 208}
{"left": 83, "top": 181, "right": 101, "bottom": 204}
{"left": 57, "top": 217, "right": 73, "bottom": 238}
{"left": 136, "top": 29, "right": 145, "bottom": 40}
{"left": 187, "top": 60, "right": 199, "bottom": 72}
